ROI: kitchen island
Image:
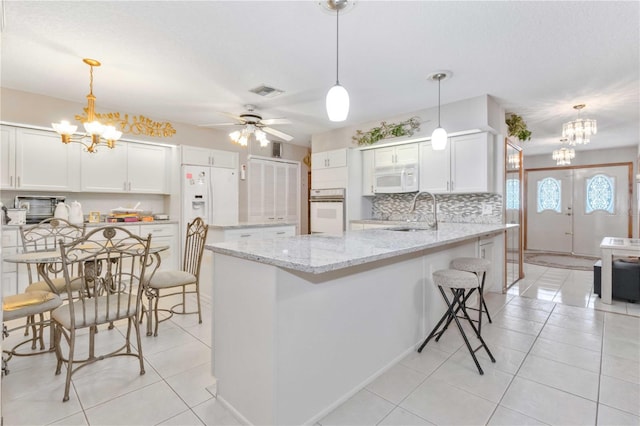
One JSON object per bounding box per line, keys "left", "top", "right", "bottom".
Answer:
{"left": 205, "top": 223, "right": 511, "bottom": 425}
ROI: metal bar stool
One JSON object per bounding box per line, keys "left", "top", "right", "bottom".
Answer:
{"left": 418, "top": 269, "right": 495, "bottom": 375}
{"left": 451, "top": 257, "right": 492, "bottom": 334}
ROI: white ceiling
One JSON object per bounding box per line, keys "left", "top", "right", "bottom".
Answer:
{"left": 1, "top": 1, "right": 638, "bottom": 156}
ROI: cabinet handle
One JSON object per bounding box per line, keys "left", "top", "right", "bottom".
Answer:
{"left": 276, "top": 231, "right": 286, "bottom": 235}
{"left": 211, "top": 157, "right": 215, "bottom": 166}
{"left": 128, "top": 182, "right": 132, "bottom": 191}
{"left": 447, "top": 181, "right": 449, "bottom": 191}
{"left": 240, "top": 234, "right": 251, "bottom": 238}
{"left": 10, "top": 176, "right": 13, "bottom": 186}
{"left": 16, "top": 176, "right": 20, "bottom": 187}
{"left": 267, "top": 217, "right": 275, "bottom": 220}
{"left": 451, "top": 181, "right": 454, "bottom": 191}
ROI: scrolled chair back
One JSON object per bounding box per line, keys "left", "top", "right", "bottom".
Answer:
{"left": 20, "top": 218, "right": 87, "bottom": 286}
{"left": 58, "top": 226, "right": 152, "bottom": 329}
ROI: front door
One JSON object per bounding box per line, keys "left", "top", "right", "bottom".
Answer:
{"left": 527, "top": 169, "right": 573, "bottom": 253}
{"left": 526, "top": 164, "right": 631, "bottom": 256}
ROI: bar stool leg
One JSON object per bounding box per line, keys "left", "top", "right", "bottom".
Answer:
{"left": 435, "top": 287, "right": 477, "bottom": 342}
{"left": 417, "top": 286, "right": 459, "bottom": 352}
{"left": 476, "top": 271, "right": 493, "bottom": 335}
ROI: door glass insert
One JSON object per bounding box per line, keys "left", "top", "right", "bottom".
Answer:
{"left": 506, "top": 179, "right": 520, "bottom": 210}
{"left": 537, "top": 177, "right": 561, "bottom": 213}
{"left": 585, "top": 174, "right": 615, "bottom": 214}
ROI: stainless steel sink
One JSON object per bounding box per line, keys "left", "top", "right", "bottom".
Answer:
{"left": 387, "top": 227, "right": 433, "bottom": 232}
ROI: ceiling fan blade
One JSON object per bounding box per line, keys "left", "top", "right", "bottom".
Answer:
{"left": 218, "top": 111, "right": 246, "bottom": 122}
{"left": 263, "top": 126, "right": 294, "bottom": 142}
{"left": 198, "top": 122, "right": 242, "bottom": 127}
{"left": 260, "top": 118, "right": 291, "bottom": 126}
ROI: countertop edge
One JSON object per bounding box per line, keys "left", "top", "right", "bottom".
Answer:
{"left": 206, "top": 224, "right": 509, "bottom": 274}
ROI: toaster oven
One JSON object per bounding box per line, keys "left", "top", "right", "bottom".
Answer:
{"left": 14, "top": 195, "right": 66, "bottom": 224}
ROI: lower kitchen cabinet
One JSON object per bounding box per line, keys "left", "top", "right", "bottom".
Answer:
{"left": 1, "top": 222, "right": 179, "bottom": 297}
{"left": 209, "top": 224, "right": 296, "bottom": 243}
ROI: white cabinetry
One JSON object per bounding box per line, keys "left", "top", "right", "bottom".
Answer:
{"left": 182, "top": 146, "right": 237, "bottom": 169}
{"left": 1, "top": 126, "right": 80, "bottom": 191}
{"left": 361, "top": 150, "right": 375, "bottom": 196}
{"left": 140, "top": 223, "right": 180, "bottom": 271}
{"left": 248, "top": 158, "right": 299, "bottom": 224}
{"left": 374, "top": 144, "right": 418, "bottom": 168}
{"left": 2, "top": 228, "right": 19, "bottom": 296}
{"left": 419, "top": 132, "right": 492, "bottom": 193}
{"left": 311, "top": 148, "right": 348, "bottom": 189}
{"left": 81, "top": 142, "right": 170, "bottom": 193}
{"left": 312, "top": 149, "right": 347, "bottom": 169}
{"left": 209, "top": 224, "right": 296, "bottom": 243}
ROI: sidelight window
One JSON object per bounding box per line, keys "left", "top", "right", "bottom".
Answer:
{"left": 586, "top": 174, "right": 615, "bottom": 214}
{"left": 537, "top": 177, "right": 561, "bottom": 213}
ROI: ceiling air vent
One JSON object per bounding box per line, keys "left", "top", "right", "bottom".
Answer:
{"left": 249, "top": 85, "right": 284, "bottom": 98}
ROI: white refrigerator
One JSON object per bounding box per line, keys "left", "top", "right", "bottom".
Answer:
{"left": 181, "top": 165, "right": 239, "bottom": 228}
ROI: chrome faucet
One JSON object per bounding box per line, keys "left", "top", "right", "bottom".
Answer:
{"left": 410, "top": 191, "right": 438, "bottom": 230}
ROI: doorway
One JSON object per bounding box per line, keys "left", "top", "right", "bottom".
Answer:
{"left": 525, "top": 163, "right": 632, "bottom": 256}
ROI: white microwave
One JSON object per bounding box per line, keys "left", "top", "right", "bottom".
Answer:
{"left": 374, "top": 165, "right": 419, "bottom": 193}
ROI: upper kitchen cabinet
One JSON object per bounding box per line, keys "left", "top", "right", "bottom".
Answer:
{"left": 373, "top": 144, "right": 419, "bottom": 168}
{"left": 311, "top": 148, "right": 348, "bottom": 189}
{"left": 420, "top": 132, "right": 493, "bottom": 193}
{"left": 181, "top": 145, "right": 237, "bottom": 169}
{"left": 1, "top": 126, "right": 80, "bottom": 191}
{"left": 311, "top": 148, "right": 347, "bottom": 170}
{"left": 81, "top": 142, "right": 170, "bottom": 193}
{"left": 361, "top": 149, "right": 375, "bottom": 196}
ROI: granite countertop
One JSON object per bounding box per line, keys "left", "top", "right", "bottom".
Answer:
{"left": 206, "top": 223, "right": 513, "bottom": 274}
{"left": 209, "top": 222, "right": 297, "bottom": 230}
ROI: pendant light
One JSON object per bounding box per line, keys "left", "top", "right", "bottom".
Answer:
{"left": 326, "top": 0, "right": 349, "bottom": 122}
{"left": 428, "top": 71, "right": 451, "bottom": 151}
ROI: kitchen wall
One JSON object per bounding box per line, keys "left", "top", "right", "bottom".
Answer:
{"left": 370, "top": 193, "right": 502, "bottom": 224}
{"left": 311, "top": 94, "right": 505, "bottom": 153}
{"left": 1, "top": 88, "right": 310, "bottom": 232}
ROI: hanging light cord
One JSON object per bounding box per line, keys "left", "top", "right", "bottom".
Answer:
{"left": 88, "top": 64, "right": 94, "bottom": 95}
{"left": 335, "top": 7, "right": 340, "bottom": 85}
{"left": 437, "top": 77, "right": 441, "bottom": 127}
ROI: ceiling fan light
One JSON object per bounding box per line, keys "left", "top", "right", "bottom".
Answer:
{"left": 431, "top": 127, "right": 448, "bottom": 150}
{"left": 326, "top": 84, "right": 349, "bottom": 122}
{"left": 229, "top": 130, "right": 241, "bottom": 142}
{"left": 238, "top": 135, "right": 248, "bottom": 147}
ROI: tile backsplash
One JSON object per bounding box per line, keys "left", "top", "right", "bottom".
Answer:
{"left": 371, "top": 193, "right": 502, "bottom": 224}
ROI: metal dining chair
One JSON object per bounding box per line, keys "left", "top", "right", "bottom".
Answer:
{"left": 2, "top": 290, "right": 63, "bottom": 375}
{"left": 17, "top": 218, "right": 86, "bottom": 349}
{"left": 143, "top": 217, "right": 208, "bottom": 337}
{"left": 52, "top": 226, "right": 152, "bottom": 402}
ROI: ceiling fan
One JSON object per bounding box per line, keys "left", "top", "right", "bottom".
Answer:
{"left": 200, "top": 104, "right": 294, "bottom": 142}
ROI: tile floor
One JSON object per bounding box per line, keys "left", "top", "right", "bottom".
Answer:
{"left": 2, "top": 263, "right": 639, "bottom": 425}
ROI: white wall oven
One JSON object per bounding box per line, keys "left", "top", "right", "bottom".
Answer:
{"left": 310, "top": 188, "right": 345, "bottom": 234}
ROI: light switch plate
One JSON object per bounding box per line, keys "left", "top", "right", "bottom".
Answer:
{"left": 482, "top": 203, "right": 492, "bottom": 215}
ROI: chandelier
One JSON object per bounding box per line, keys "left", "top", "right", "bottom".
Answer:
{"left": 51, "top": 59, "right": 123, "bottom": 153}
{"left": 552, "top": 139, "right": 575, "bottom": 165}
{"left": 562, "top": 104, "right": 597, "bottom": 146}
{"left": 229, "top": 125, "right": 270, "bottom": 148}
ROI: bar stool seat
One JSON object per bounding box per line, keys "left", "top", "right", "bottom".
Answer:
{"left": 418, "top": 269, "right": 495, "bottom": 375}
{"left": 451, "top": 257, "right": 492, "bottom": 334}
